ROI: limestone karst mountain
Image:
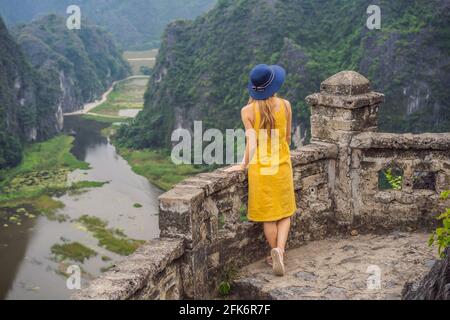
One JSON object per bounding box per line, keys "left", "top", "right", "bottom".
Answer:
{"left": 0, "top": 16, "right": 60, "bottom": 168}
{"left": 0, "top": 14, "right": 130, "bottom": 168}
{"left": 0, "top": 0, "right": 216, "bottom": 49}
{"left": 118, "top": 0, "right": 450, "bottom": 149}
{"left": 13, "top": 14, "right": 130, "bottom": 114}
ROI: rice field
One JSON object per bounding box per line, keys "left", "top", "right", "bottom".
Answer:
{"left": 90, "top": 77, "right": 149, "bottom": 117}
{"left": 123, "top": 49, "right": 158, "bottom": 75}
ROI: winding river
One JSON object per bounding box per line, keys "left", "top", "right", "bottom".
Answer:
{"left": 0, "top": 116, "right": 161, "bottom": 300}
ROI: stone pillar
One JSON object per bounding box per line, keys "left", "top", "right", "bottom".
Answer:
{"left": 305, "top": 71, "right": 384, "bottom": 225}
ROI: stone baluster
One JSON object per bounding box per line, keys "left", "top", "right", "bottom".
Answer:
{"left": 305, "top": 71, "right": 384, "bottom": 225}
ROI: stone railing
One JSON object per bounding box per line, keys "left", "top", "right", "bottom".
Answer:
{"left": 74, "top": 71, "right": 450, "bottom": 300}
{"left": 72, "top": 238, "right": 185, "bottom": 300}
{"left": 349, "top": 132, "right": 450, "bottom": 231}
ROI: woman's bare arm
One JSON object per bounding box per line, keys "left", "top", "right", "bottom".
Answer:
{"left": 241, "top": 105, "right": 257, "bottom": 168}
{"left": 225, "top": 104, "right": 255, "bottom": 171}
{"left": 284, "top": 99, "right": 292, "bottom": 146}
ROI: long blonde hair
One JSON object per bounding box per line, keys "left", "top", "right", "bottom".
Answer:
{"left": 248, "top": 95, "right": 278, "bottom": 132}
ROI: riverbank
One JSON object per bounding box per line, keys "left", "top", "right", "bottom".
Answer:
{"left": 115, "top": 146, "right": 205, "bottom": 191}
{"left": 0, "top": 135, "right": 108, "bottom": 221}
{"left": 0, "top": 116, "right": 161, "bottom": 299}
{"left": 0, "top": 76, "right": 204, "bottom": 299}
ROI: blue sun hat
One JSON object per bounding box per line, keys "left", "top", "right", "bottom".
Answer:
{"left": 248, "top": 64, "right": 286, "bottom": 100}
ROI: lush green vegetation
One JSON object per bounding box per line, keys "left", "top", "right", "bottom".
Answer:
{"left": 14, "top": 14, "right": 131, "bottom": 113}
{"left": 429, "top": 190, "right": 450, "bottom": 258}
{"left": 0, "top": 195, "right": 66, "bottom": 227}
{"left": 116, "top": 147, "right": 206, "bottom": 191}
{"left": 119, "top": 0, "right": 450, "bottom": 150}
{"left": 140, "top": 66, "right": 153, "bottom": 76}
{"left": 239, "top": 204, "right": 248, "bottom": 222}
{"left": 0, "top": 0, "right": 216, "bottom": 50}
{"left": 218, "top": 263, "right": 238, "bottom": 296}
{"left": 379, "top": 168, "right": 404, "bottom": 190}
{"left": 71, "top": 180, "right": 109, "bottom": 189}
{"left": 0, "top": 135, "right": 105, "bottom": 217}
{"left": 51, "top": 241, "right": 97, "bottom": 263}
{"left": 77, "top": 215, "right": 145, "bottom": 256}
{"left": 0, "top": 16, "right": 59, "bottom": 169}
{"left": 81, "top": 114, "right": 129, "bottom": 124}
{"left": 0, "top": 135, "right": 88, "bottom": 202}
{"left": 0, "top": 13, "right": 130, "bottom": 170}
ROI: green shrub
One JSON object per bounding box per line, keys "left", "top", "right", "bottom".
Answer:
{"left": 218, "top": 281, "right": 231, "bottom": 296}
{"left": 218, "top": 263, "right": 238, "bottom": 296}
{"left": 429, "top": 190, "right": 450, "bottom": 258}
{"left": 139, "top": 66, "right": 152, "bottom": 75}
{"left": 384, "top": 168, "right": 403, "bottom": 190}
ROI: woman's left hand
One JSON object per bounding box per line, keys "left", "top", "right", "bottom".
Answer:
{"left": 224, "top": 164, "right": 245, "bottom": 172}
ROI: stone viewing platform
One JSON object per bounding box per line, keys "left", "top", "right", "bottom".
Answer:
{"left": 73, "top": 71, "right": 450, "bottom": 300}
{"left": 233, "top": 232, "right": 435, "bottom": 300}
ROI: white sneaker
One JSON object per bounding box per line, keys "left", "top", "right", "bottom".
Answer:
{"left": 271, "top": 248, "right": 285, "bottom": 276}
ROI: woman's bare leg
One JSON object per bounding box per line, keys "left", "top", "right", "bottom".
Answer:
{"left": 263, "top": 222, "right": 278, "bottom": 249}
{"left": 276, "top": 217, "right": 291, "bottom": 256}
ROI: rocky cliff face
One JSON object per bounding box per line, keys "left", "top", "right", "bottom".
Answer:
{"left": 359, "top": 0, "right": 450, "bottom": 132}
{"left": 13, "top": 14, "right": 130, "bottom": 113}
{"left": 0, "top": 13, "right": 130, "bottom": 169}
{"left": 0, "top": 16, "right": 61, "bottom": 168}
{"left": 118, "top": 0, "right": 450, "bottom": 149}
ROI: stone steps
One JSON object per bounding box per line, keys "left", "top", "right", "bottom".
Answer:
{"left": 233, "top": 232, "right": 436, "bottom": 300}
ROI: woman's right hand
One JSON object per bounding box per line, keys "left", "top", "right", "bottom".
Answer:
{"left": 224, "top": 164, "right": 245, "bottom": 172}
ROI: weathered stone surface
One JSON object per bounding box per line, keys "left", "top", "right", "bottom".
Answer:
{"left": 72, "top": 238, "right": 184, "bottom": 300}
{"left": 402, "top": 247, "right": 450, "bottom": 300}
{"left": 306, "top": 92, "right": 384, "bottom": 109}
{"left": 320, "top": 71, "right": 370, "bottom": 96}
{"left": 291, "top": 142, "right": 338, "bottom": 165}
{"left": 234, "top": 233, "right": 436, "bottom": 300}
{"left": 351, "top": 132, "right": 450, "bottom": 150}
{"left": 177, "top": 170, "right": 247, "bottom": 196}
{"left": 159, "top": 186, "right": 204, "bottom": 243}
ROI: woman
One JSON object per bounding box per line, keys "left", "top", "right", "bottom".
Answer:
{"left": 226, "top": 64, "right": 297, "bottom": 276}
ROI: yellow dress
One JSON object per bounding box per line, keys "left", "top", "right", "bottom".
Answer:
{"left": 247, "top": 98, "right": 297, "bottom": 222}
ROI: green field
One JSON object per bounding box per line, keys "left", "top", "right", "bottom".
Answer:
{"left": 0, "top": 135, "right": 88, "bottom": 201}
{"left": 116, "top": 147, "right": 206, "bottom": 191}
{"left": 90, "top": 77, "right": 149, "bottom": 118}
{"left": 123, "top": 50, "right": 158, "bottom": 75}
{"left": 0, "top": 135, "right": 103, "bottom": 209}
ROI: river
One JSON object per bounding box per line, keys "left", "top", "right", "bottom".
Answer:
{"left": 0, "top": 116, "right": 161, "bottom": 300}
